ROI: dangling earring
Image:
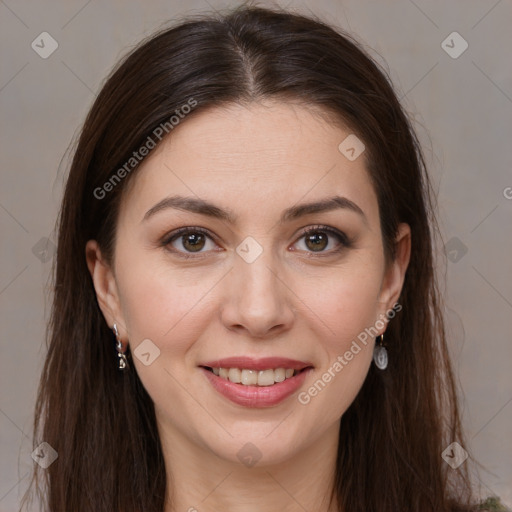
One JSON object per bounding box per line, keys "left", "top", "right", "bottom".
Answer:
{"left": 113, "top": 323, "right": 129, "bottom": 371}
{"left": 373, "top": 333, "right": 388, "bottom": 370}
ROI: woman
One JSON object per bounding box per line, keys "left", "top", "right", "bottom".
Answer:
{"left": 23, "top": 4, "right": 485, "bottom": 511}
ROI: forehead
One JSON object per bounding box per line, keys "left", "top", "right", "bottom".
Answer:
{"left": 119, "top": 101, "right": 379, "bottom": 228}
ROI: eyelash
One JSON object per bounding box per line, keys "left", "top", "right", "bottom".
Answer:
{"left": 161, "top": 225, "right": 352, "bottom": 260}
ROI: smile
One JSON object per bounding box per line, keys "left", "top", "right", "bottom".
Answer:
{"left": 199, "top": 357, "right": 313, "bottom": 407}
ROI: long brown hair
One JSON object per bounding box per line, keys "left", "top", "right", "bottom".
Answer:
{"left": 23, "top": 4, "right": 480, "bottom": 511}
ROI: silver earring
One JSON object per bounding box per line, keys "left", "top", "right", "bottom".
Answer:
{"left": 113, "top": 323, "right": 129, "bottom": 371}
{"left": 373, "top": 334, "right": 388, "bottom": 370}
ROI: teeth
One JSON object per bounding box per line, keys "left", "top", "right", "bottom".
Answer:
{"left": 228, "top": 368, "right": 241, "bottom": 383}
{"left": 257, "top": 369, "right": 275, "bottom": 386}
{"left": 274, "top": 368, "right": 285, "bottom": 382}
{"left": 211, "top": 367, "right": 300, "bottom": 386}
{"left": 241, "top": 369, "right": 258, "bottom": 385}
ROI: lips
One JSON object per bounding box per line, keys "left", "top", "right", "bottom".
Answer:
{"left": 199, "top": 356, "right": 313, "bottom": 408}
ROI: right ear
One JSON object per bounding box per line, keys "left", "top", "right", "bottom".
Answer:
{"left": 85, "top": 240, "right": 126, "bottom": 333}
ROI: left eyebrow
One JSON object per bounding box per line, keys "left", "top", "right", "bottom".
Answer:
{"left": 142, "top": 194, "right": 368, "bottom": 226}
{"left": 281, "top": 195, "right": 367, "bottom": 226}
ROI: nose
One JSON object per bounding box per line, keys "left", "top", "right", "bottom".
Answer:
{"left": 220, "top": 243, "right": 295, "bottom": 339}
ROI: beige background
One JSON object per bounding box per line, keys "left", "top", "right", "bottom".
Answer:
{"left": 1, "top": 0, "right": 511, "bottom": 510}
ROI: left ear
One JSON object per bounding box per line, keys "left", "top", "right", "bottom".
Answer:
{"left": 376, "top": 222, "right": 411, "bottom": 320}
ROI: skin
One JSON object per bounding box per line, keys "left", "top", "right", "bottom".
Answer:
{"left": 86, "top": 101, "right": 411, "bottom": 512}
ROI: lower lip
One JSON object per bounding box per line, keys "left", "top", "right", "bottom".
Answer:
{"left": 200, "top": 367, "right": 312, "bottom": 408}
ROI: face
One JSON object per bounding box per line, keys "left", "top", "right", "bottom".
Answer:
{"left": 87, "top": 101, "right": 410, "bottom": 467}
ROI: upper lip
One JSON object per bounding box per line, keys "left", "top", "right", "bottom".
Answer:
{"left": 200, "top": 357, "right": 313, "bottom": 371}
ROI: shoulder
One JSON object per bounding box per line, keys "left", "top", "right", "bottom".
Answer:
{"left": 469, "top": 496, "right": 512, "bottom": 512}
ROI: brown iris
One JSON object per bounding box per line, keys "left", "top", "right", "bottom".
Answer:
{"left": 182, "top": 232, "right": 206, "bottom": 252}
{"left": 305, "top": 231, "right": 328, "bottom": 252}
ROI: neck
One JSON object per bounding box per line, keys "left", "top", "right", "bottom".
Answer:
{"left": 160, "top": 420, "right": 341, "bottom": 512}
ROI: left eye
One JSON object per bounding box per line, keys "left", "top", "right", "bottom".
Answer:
{"left": 292, "top": 225, "right": 349, "bottom": 254}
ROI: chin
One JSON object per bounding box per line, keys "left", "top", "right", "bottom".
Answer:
{"left": 195, "top": 419, "right": 311, "bottom": 469}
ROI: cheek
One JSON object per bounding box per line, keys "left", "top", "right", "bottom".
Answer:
{"left": 115, "top": 252, "right": 217, "bottom": 354}
{"left": 297, "top": 295, "right": 377, "bottom": 422}
{"left": 296, "top": 261, "right": 383, "bottom": 345}
{"left": 294, "top": 263, "right": 381, "bottom": 409}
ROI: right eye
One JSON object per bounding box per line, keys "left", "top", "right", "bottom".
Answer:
{"left": 161, "top": 226, "right": 220, "bottom": 258}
